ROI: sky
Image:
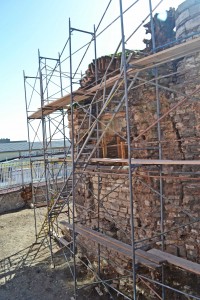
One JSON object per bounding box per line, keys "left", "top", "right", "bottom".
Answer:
{"left": 0, "top": 0, "right": 184, "bottom": 141}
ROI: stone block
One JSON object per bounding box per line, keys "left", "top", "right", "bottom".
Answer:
{"left": 100, "top": 189, "right": 108, "bottom": 196}
{"left": 176, "top": 9, "right": 190, "bottom": 28}
{"left": 186, "top": 244, "right": 195, "bottom": 250}
{"left": 144, "top": 200, "right": 151, "bottom": 207}
{"left": 118, "top": 212, "right": 127, "bottom": 218}
{"left": 109, "top": 191, "right": 119, "bottom": 198}
{"left": 176, "top": 0, "right": 199, "bottom": 16}
{"left": 166, "top": 245, "right": 179, "bottom": 256}
{"left": 119, "top": 207, "right": 128, "bottom": 214}
{"left": 178, "top": 245, "right": 187, "bottom": 257}
{"left": 118, "top": 193, "right": 128, "bottom": 201}
{"left": 108, "top": 202, "right": 120, "bottom": 212}
{"left": 107, "top": 209, "right": 118, "bottom": 216}
{"left": 115, "top": 267, "right": 125, "bottom": 276}
{"left": 185, "top": 16, "right": 200, "bottom": 31}
{"left": 116, "top": 179, "right": 125, "bottom": 184}
{"left": 176, "top": 25, "right": 186, "bottom": 39}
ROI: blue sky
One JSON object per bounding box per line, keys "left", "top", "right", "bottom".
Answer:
{"left": 0, "top": 0, "right": 183, "bottom": 141}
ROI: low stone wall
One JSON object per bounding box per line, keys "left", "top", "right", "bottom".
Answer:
{"left": 0, "top": 188, "right": 25, "bottom": 214}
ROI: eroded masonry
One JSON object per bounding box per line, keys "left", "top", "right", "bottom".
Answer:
{"left": 25, "top": 0, "right": 200, "bottom": 299}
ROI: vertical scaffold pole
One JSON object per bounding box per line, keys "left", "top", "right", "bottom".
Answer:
{"left": 94, "top": 25, "right": 98, "bottom": 86}
{"left": 38, "top": 50, "right": 54, "bottom": 267}
{"left": 23, "top": 71, "right": 38, "bottom": 238}
{"left": 58, "top": 53, "right": 67, "bottom": 180}
{"left": 69, "top": 18, "right": 77, "bottom": 300}
{"left": 93, "top": 24, "right": 101, "bottom": 276}
{"left": 149, "top": 1, "right": 165, "bottom": 299}
{"left": 58, "top": 52, "right": 70, "bottom": 223}
{"left": 119, "top": 1, "right": 136, "bottom": 299}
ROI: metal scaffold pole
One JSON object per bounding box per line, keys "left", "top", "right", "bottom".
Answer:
{"left": 93, "top": 23, "right": 102, "bottom": 277}
{"left": 119, "top": 0, "right": 137, "bottom": 299}
{"left": 22, "top": 1, "right": 200, "bottom": 299}
{"left": 23, "top": 70, "right": 38, "bottom": 238}
{"left": 149, "top": 0, "right": 165, "bottom": 298}
{"left": 69, "top": 18, "right": 77, "bottom": 300}
{"left": 38, "top": 49, "right": 54, "bottom": 267}
{"left": 58, "top": 52, "right": 68, "bottom": 184}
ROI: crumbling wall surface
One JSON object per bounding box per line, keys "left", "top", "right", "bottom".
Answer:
{"left": 74, "top": 170, "right": 128, "bottom": 283}
{"left": 73, "top": 58, "right": 200, "bottom": 265}
{"left": 171, "top": 0, "right": 200, "bottom": 260}
{"left": 127, "top": 56, "right": 200, "bottom": 260}
{"left": 75, "top": 171, "right": 131, "bottom": 242}
{"left": 67, "top": 1, "right": 200, "bottom": 293}
{"left": 143, "top": 7, "right": 175, "bottom": 51}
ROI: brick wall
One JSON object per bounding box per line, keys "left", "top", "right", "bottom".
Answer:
{"left": 66, "top": 0, "right": 200, "bottom": 293}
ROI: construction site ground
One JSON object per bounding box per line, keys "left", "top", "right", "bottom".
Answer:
{"left": 0, "top": 208, "right": 111, "bottom": 300}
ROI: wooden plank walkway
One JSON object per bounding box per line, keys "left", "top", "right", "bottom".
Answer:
{"left": 89, "top": 158, "right": 200, "bottom": 165}
{"left": 60, "top": 221, "right": 166, "bottom": 269}
{"left": 148, "top": 249, "right": 200, "bottom": 275}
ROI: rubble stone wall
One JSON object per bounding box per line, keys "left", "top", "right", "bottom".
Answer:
{"left": 68, "top": 0, "right": 200, "bottom": 284}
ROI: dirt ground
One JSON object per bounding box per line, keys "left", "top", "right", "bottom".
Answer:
{"left": 0, "top": 208, "right": 41, "bottom": 261}
{"left": 0, "top": 208, "right": 113, "bottom": 300}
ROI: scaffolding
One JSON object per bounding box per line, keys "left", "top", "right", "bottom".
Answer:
{"left": 24, "top": 0, "right": 200, "bottom": 299}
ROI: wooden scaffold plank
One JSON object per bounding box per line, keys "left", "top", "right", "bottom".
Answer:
{"left": 60, "top": 221, "right": 165, "bottom": 269}
{"left": 89, "top": 158, "right": 200, "bottom": 165}
{"left": 148, "top": 249, "right": 200, "bottom": 275}
{"left": 29, "top": 36, "right": 200, "bottom": 119}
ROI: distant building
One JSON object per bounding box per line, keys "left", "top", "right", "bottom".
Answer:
{"left": 0, "top": 139, "right": 27, "bottom": 144}
{"left": 0, "top": 138, "right": 10, "bottom": 143}
{"left": 0, "top": 140, "right": 70, "bottom": 162}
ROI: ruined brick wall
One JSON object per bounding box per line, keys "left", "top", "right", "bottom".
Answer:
{"left": 67, "top": 0, "right": 200, "bottom": 280}
{"left": 74, "top": 170, "right": 133, "bottom": 278}
{"left": 73, "top": 64, "right": 200, "bottom": 261}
